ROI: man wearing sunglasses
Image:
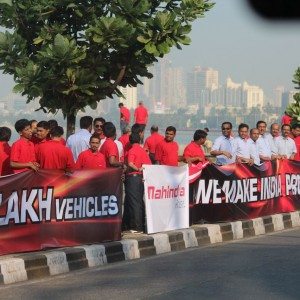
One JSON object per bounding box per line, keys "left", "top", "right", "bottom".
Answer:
{"left": 210, "top": 122, "right": 235, "bottom": 165}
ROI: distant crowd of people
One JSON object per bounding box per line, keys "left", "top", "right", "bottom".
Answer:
{"left": 0, "top": 100, "right": 299, "bottom": 233}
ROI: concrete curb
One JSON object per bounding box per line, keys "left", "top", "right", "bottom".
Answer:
{"left": 0, "top": 211, "right": 300, "bottom": 285}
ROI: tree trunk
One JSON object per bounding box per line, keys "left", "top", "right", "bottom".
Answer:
{"left": 66, "top": 113, "right": 76, "bottom": 139}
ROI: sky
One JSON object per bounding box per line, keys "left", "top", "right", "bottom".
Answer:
{"left": 0, "top": 0, "right": 300, "bottom": 98}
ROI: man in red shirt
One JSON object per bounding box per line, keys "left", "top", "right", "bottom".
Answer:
{"left": 76, "top": 134, "right": 106, "bottom": 169}
{"left": 155, "top": 126, "right": 179, "bottom": 166}
{"left": 100, "top": 122, "right": 123, "bottom": 167}
{"left": 144, "top": 125, "right": 164, "bottom": 163}
{"left": 118, "top": 125, "right": 130, "bottom": 149}
{"left": 183, "top": 129, "right": 207, "bottom": 164}
{"left": 0, "top": 126, "right": 12, "bottom": 176}
{"left": 35, "top": 121, "right": 50, "bottom": 153}
{"left": 118, "top": 103, "right": 131, "bottom": 132}
{"left": 292, "top": 123, "right": 300, "bottom": 161}
{"left": 36, "top": 126, "right": 75, "bottom": 172}
{"left": 134, "top": 101, "right": 148, "bottom": 130}
{"left": 48, "top": 119, "right": 66, "bottom": 145}
{"left": 10, "top": 119, "right": 39, "bottom": 173}
{"left": 123, "top": 132, "right": 151, "bottom": 233}
{"left": 282, "top": 111, "right": 293, "bottom": 125}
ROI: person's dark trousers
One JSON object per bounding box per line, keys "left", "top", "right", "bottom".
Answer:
{"left": 120, "top": 120, "right": 128, "bottom": 132}
{"left": 122, "top": 174, "right": 145, "bottom": 232}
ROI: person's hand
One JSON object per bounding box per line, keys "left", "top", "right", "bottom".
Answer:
{"left": 29, "top": 162, "right": 39, "bottom": 171}
{"left": 222, "top": 151, "right": 232, "bottom": 159}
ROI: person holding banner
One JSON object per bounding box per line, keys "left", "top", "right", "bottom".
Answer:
{"left": 292, "top": 123, "right": 300, "bottom": 161}
{"left": 0, "top": 126, "right": 12, "bottom": 176}
{"left": 75, "top": 134, "right": 106, "bottom": 169}
{"left": 272, "top": 124, "right": 297, "bottom": 160}
{"left": 10, "top": 119, "right": 39, "bottom": 173}
{"left": 183, "top": 129, "right": 207, "bottom": 165}
{"left": 123, "top": 132, "right": 151, "bottom": 233}
{"left": 234, "top": 123, "right": 254, "bottom": 165}
{"left": 36, "top": 126, "right": 75, "bottom": 172}
{"left": 210, "top": 122, "right": 235, "bottom": 165}
{"left": 155, "top": 126, "right": 179, "bottom": 166}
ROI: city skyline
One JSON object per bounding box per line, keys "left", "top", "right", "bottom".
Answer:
{"left": 1, "top": 0, "right": 300, "bottom": 100}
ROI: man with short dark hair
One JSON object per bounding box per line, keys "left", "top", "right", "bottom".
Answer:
{"left": 36, "top": 126, "right": 75, "bottom": 172}
{"left": 123, "top": 132, "right": 151, "bottom": 233}
{"left": 210, "top": 122, "right": 235, "bottom": 165}
{"left": 272, "top": 124, "right": 297, "bottom": 160}
{"left": 0, "top": 126, "right": 12, "bottom": 176}
{"left": 183, "top": 129, "right": 207, "bottom": 164}
{"left": 134, "top": 101, "right": 148, "bottom": 130}
{"left": 155, "top": 126, "right": 179, "bottom": 166}
{"left": 66, "top": 116, "right": 93, "bottom": 161}
{"left": 35, "top": 121, "right": 50, "bottom": 153}
{"left": 234, "top": 123, "right": 253, "bottom": 165}
{"left": 118, "top": 103, "right": 130, "bottom": 132}
{"left": 75, "top": 134, "right": 106, "bottom": 169}
{"left": 100, "top": 122, "right": 123, "bottom": 167}
{"left": 256, "top": 120, "right": 272, "bottom": 161}
{"left": 144, "top": 125, "right": 164, "bottom": 163}
{"left": 10, "top": 119, "right": 39, "bottom": 173}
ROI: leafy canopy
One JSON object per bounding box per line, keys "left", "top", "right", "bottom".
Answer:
{"left": 0, "top": 0, "right": 214, "bottom": 120}
{"left": 286, "top": 67, "right": 300, "bottom": 125}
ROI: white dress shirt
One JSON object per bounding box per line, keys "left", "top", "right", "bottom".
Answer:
{"left": 272, "top": 136, "right": 297, "bottom": 158}
{"left": 211, "top": 135, "right": 235, "bottom": 165}
{"left": 256, "top": 133, "right": 272, "bottom": 158}
{"left": 66, "top": 129, "right": 91, "bottom": 161}
{"left": 249, "top": 139, "right": 262, "bottom": 165}
{"left": 233, "top": 136, "right": 251, "bottom": 159}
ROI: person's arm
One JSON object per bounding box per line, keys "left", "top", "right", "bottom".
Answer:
{"left": 108, "top": 155, "right": 123, "bottom": 168}
{"left": 210, "top": 149, "right": 232, "bottom": 159}
{"left": 128, "top": 161, "right": 142, "bottom": 172}
{"left": 10, "top": 161, "right": 39, "bottom": 171}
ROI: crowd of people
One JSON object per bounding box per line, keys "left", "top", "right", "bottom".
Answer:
{"left": 0, "top": 100, "right": 299, "bottom": 233}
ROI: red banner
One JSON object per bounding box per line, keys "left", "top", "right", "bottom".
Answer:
{"left": 0, "top": 168, "right": 123, "bottom": 256}
{"left": 191, "top": 160, "right": 300, "bottom": 223}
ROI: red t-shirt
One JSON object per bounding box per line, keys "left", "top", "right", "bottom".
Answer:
{"left": 75, "top": 149, "right": 106, "bottom": 169}
{"left": 134, "top": 105, "right": 148, "bottom": 125}
{"left": 11, "top": 138, "right": 36, "bottom": 173}
{"left": 144, "top": 132, "right": 164, "bottom": 154}
{"left": 128, "top": 144, "right": 151, "bottom": 174}
{"left": 120, "top": 106, "right": 130, "bottom": 123}
{"left": 118, "top": 134, "right": 130, "bottom": 149}
{"left": 294, "top": 136, "right": 300, "bottom": 161}
{"left": 183, "top": 141, "right": 206, "bottom": 162}
{"left": 282, "top": 115, "right": 292, "bottom": 125}
{"left": 155, "top": 139, "right": 179, "bottom": 166}
{"left": 100, "top": 138, "right": 119, "bottom": 166}
{"left": 0, "top": 141, "right": 12, "bottom": 176}
{"left": 36, "top": 140, "right": 75, "bottom": 170}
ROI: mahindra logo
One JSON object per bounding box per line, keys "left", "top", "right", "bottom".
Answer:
{"left": 147, "top": 185, "right": 185, "bottom": 200}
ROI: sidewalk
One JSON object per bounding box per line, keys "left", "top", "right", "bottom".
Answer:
{"left": 0, "top": 211, "right": 300, "bottom": 285}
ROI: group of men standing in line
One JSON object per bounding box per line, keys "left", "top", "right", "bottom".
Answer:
{"left": 0, "top": 99, "right": 299, "bottom": 233}
{"left": 210, "top": 121, "right": 300, "bottom": 166}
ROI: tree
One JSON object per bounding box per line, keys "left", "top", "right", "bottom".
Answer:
{"left": 0, "top": 0, "right": 214, "bottom": 136}
{"left": 286, "top": 67, "right": 300, "bottom": 126}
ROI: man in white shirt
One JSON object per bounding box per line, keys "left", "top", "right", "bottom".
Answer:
{"left": 249, "top": 128, "right": 262, "bottom": 165}
{"left": 272, "top": 124, "right": 297, "bottom": 160}
{"left": 66, "top": 116, "right": 93, "bottom": 161}
{"left": 210, "top": 122, "right": 235, "bottom": 165}
{"left": 234, "top": 123, "right": 253, "bottom": 165}
{"left": 256, "top": 120, "right": 272, "bottom": 161}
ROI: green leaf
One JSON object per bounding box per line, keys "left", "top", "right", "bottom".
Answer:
{"left": 13, "top": 83, "right": 25, "bottom": 93}
{"left": 33, "top": 36, "right": 44, "bottom": 45}
{"left": 0, "top": 0, "right": 12, "bottom": 6}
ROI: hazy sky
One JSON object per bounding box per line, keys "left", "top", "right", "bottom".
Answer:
{"left": 169, "top": 0, "right": 300, "bottom": 96}
{"left": 0, "top": 0, "right": 300, "bottom": 98}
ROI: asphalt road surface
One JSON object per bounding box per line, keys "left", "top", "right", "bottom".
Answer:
{"left": 1, "top": 228, "right": 300, "bottom": 300}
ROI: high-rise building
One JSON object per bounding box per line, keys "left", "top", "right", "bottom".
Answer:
{"left": 119, "top": 86, "right": 137, "bottom": 109}
{"left": 273, "top": 86, "right": 284, "bottom": 108}
{"left": 242, "top": 82, "right": 264, "bottom": 108}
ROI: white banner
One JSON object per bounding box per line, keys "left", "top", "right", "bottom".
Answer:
{"left": 143, "top": 165, "right": 189, "bottom": 234}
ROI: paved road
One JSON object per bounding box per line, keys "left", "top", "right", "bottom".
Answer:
{"left": 1, "top": 228, "right": 300, "bottom": 299}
